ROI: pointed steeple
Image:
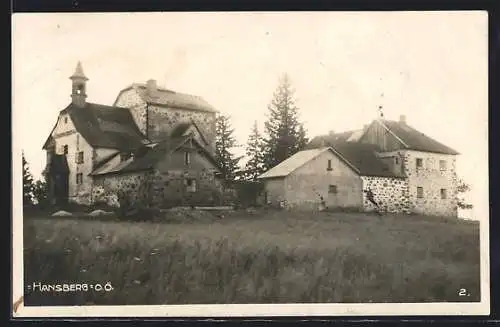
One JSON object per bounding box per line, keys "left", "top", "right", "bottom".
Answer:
{"left": 70, "top": 61, "right": 88, "bottom": 81}
{"left": 70, "top": 61, "right": 88, "bottom": 107}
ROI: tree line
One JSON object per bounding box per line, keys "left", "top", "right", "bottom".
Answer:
{"left": 215, "top": 73, "right": 309, "bottom": 181}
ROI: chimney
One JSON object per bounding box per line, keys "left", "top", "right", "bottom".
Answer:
{"left": 399, "top": 115, "right": 406, "bottom": 124}
{"left": 146, "top": 79, "right": 157, "bottom": 96}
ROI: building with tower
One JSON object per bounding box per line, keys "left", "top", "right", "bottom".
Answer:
{"left": 42, "top": 62, "right": 223, "bottom": 208}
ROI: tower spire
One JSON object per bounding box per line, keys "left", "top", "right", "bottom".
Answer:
{"left": 70, "top": 61, "right": 88, "bottom": 107}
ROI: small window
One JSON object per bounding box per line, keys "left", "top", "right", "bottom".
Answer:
{"left": 417, "top": 186, "right": 424, "bottom": 198}
{"left": 185, "top": 178, "right": 197, "bottom": 193}
{"left": 76, "top": 151, "right": 84, "bottom": 164}
{"left": 327, "top": 159, "right": 332, "bottom": 171}
{"left": 440, "top": 188, "right": 447, "bottom": 199}
{"left": 63, "top": 145, "right": 68, "bottom": 155}
{"left": 120, "top": 152, "right": 131, "bottom": 162}
{"left": 395, "top": 157, "right": 399, "bottom": 164}
{"left": 328, "top": 185, "right": 338, "bottom": 194}
{"left": 416, "top": 158, "right": 423, "bottom": 169}
{"left": 439, "top": 160, "right": 447, "bottom": 170}
{"left": 76, "top": 173, "right": 83, "bottom": 184}
{"left": 64, "top": 116, "right": 68, "bottom": 124}
{"left": 184, "top": 151, "right": 191, "bottom": 166}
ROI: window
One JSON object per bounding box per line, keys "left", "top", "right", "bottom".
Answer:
{"left": 439, "top": 160, "right": 447, "bottom": 170}
{"left": 64, "top": 116, "right": 68, "bottom": 124}
{"left": 76, "top": 151, "right": 84, "bottom": 164}
{"left": 185, "top": 178, "right": 197, "bottom": 193}
{"left": 416, "top": 158, "right": 423, "bottom": 169}
{"left": 63, "top": 145, "right": 68, "bottom": 155}
{"left": 417, "top": 186, "right": 424, "bottom": 198}
{"left": 76, "top": 173, "right": 83, "bottom": 184}
{"left": 327, "top": 159, "right": 332, "bottom": 171}
{"left": 395, "top": 157, "right": 399, "bottom": 164}
{"left": 440, "top": 188, "right": 447, "bottom": 199}
{"left": 328, "top": 185, "right": 338, "bottom": 194}
{"left": 184, "top": 151, "right": 191, "bottom": 166}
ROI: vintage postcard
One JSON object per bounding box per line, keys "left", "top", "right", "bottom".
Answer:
{"left": 12, "top": 11, "right": 490, "bottom": 317}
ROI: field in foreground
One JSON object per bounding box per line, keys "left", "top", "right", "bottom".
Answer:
{"left": 23, "top": 210, "right": 481, "bottom": 305}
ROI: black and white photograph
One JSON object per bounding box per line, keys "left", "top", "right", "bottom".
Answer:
{"left": 12, "top": 11, "right": 489, "bottom": 317}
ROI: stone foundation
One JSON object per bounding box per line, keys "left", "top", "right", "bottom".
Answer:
{"left": 361, "top": 176, "right": 410, "bottom": 213}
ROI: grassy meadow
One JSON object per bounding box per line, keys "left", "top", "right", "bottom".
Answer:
{"left": 23, "top": 209, "right": 481, "bottom": 305}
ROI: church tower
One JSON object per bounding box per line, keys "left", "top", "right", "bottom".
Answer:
{"left": 70, "top": 61, "right": 88, "bottom": 107}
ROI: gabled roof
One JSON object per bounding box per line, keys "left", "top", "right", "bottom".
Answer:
{"left": 258, "top": 148, "right": 333, "bottom": 179}
{"left": 259, "top": 142, "right": 403, "bottom": 179}
{"left": 376, "top": 119, "right": 460, "bottom": 155}
{"left": 116, "top": 84, "right": 217, "bottom": 113}
{"left": 328, "top": 140, "right": 403, "bottom": 178}
{"left": 90, "top": 135, "right": 220, "bottom": 176}
{"left": 43, "top": 102, "right": 150, "bottom": 151}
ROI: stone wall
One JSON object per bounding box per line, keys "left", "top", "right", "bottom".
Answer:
{"left": 147, "top": 105, "right": 216, "bottom": 147}
{"left": 402, "top": 150, "right": 458, "bottom": 217}
{"left": 361, "top": 176, "right": 410, "bottom": 213}
{"left": 113, "top": 88, "right": 148, "bottom": 135}
{"left": 92, "top": 173, "right": 147, "bottom": 207}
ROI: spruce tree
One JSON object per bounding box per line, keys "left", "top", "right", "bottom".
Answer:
{"left": 244, "top": 121, "right": 266, "bottom": 180}
{"left": 22, "top": 152, "right": 35, "bottom": 206}
{"left": 215, "top": 114, "right": 241, "bottom": 181}
{"left": 262, "top": 73, "right": 308, "bottom": 169}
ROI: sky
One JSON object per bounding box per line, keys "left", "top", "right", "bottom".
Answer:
{"left": 12, "top": 11, "right": 488, "bottom": 220}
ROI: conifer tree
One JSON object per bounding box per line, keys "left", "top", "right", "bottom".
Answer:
{"left": 262, "top": 73, "right": 308, "bottom": 169}
{"left": 215, "top": 114, "right": 241, "bottom": 181}
{"left": 244, "top": 121, "right": 266, "bottom": 180}
{"left": 23, "top": 152, "right": 35, "bottom": 206}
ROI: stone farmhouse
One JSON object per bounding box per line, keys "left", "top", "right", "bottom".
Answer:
{"left": 42, "top": 62, "right": 223, "bottom": 208}
{"left": 258, "top": 116, "right": 460, "bottom": 217}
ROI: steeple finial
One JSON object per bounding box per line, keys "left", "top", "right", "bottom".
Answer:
{"left": 70, "top": 61, "right": 88, "bottom": 81}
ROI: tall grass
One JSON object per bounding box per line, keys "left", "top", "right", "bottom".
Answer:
{"left": 23, "top": 211, "right": 480, "bottom": 305}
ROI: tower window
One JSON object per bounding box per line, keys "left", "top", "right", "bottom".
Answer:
{"left": 184, "top": 151, "right": 191, "bottom": 165}
{"left": 76, "top": 151, "right": 84, "bottom": 164}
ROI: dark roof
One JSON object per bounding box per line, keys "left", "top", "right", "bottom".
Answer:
{"left": 329, "top": 140, "right": 404, "bottom": 178}
{"left": 90, "top": 135, "right": 220, "bottom": 176}
{"left": 43, "top": 102, "right": 149, "bottom": 151}
{"left": 116, "top": 84, "right": 217, "bottom": 113}
{"left": 379, "top": 120, "right": 460, "bottom": 155}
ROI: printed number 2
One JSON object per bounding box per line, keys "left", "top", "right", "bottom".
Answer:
{"left": 459, "top": 288, "right": 468, "bottom": 296}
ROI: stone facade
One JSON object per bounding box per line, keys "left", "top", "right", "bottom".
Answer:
{"left": 147, "top": 105, "right": 216, "bottom": 150}
{"left": 113, "top": 89, "right": 217, "bottom": 150}
{"left": 401, "top": 150, "right": 458, "bottom": 217}
{"left": 92, "top": 173, "right": 147, "bottom": 207}
{"left": 113, "top": 87, "right": 148, "bottom": 135}
{"left": 361, "top": 176, "right": 410, "bottom": 213}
